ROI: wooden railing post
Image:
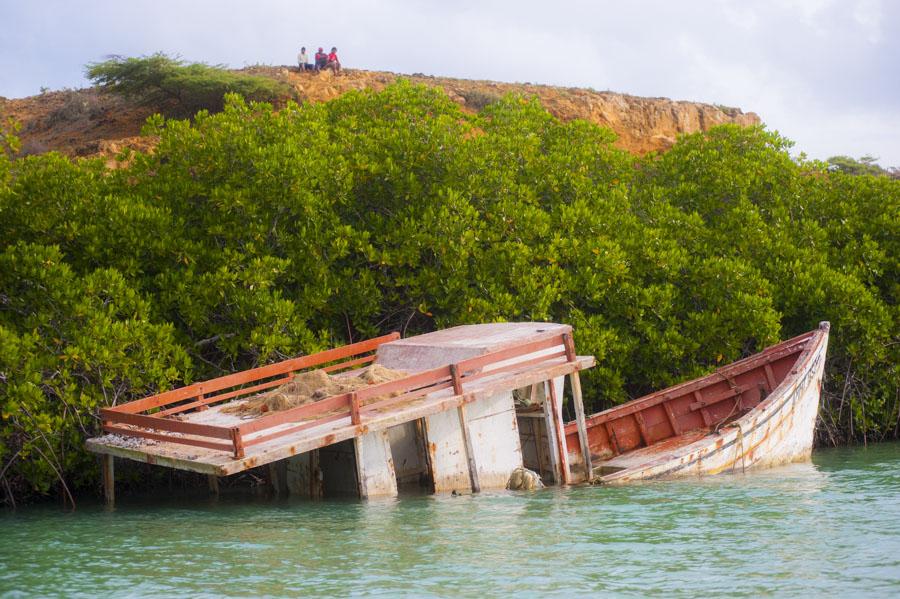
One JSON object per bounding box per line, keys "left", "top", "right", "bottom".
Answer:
{"left": 231, "top": 428, "right": 245, "bottom": 459}
{"left": 562, "top": 333, "right": 576, "bottom": 363}
{"left": 449, "top": 363, "right": 464, "bottom": 396}
{"left": 350, "top": 392, "right": 361, "bottom": 426}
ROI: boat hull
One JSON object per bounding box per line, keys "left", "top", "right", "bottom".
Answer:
{"left": 594, "top": 323, "right": 829, "bottom": 484}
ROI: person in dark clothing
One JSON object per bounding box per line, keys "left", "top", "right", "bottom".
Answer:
{"left": 314, "top": 47, "right": 328, "bottom": 71}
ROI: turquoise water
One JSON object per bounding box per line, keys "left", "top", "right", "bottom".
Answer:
{"left": 2, "top": 443, "right": 899, "bottom": 597}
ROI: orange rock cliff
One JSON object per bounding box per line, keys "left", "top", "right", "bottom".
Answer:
{"left": 0, "top": 67, "right": 760, "bottom": 160}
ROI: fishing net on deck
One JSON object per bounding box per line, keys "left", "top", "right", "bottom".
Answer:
{"left": 222, "top": 364, "right": 408, "bottom": 418}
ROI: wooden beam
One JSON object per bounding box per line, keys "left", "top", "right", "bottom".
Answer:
{"left": 100, "top": 410, "right": 233, "bottom": 439}
{"left": 456, "top": 404, "right": 481, "bottom": 493}
{"left": 268, "top": 461, "right": 287, "bottom": 496}
{"left": 101, "top": 454, "right": 114, "bottom": 508}
{"left": 102, "top": 425, "right": 235, "bottom": 453}
{"left": 633, "top": 410, "right": 651, "bottom": 446}
{"left": 157, "top": 376, "right": 292, "bottom": 417}
{"left": 663, "top": 401, "right": 682, "bottom": 435}
{"left": 238, "top": 392, "right": 353, "bottom": 435}
{"left": 547, "top": 379, "right": 570, "bottom": 485}
{"left": 533, "top": 418, "right": 546, "bottom": 477}
{"left": 604, "top": 422, "right": 620, "bottom": 455}
{"left": 542, "top": 388, "right": 562, "bottom": 485}
{"left": 230, "top": 428, "right": 245, "bottom": 459}
{"left": 694, "top": 391, "right": 712, "bottom": 427}
{"left": 321, "top": 354, "right": 376, "bottom": 373}
{"left": 764, "top": 363, "right": 778, "bottom": 391}
{"left": 568, "top": 371, "right": 593, "bottom": 480}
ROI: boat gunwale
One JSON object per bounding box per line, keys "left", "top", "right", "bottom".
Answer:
{"left": 565, "top": 328, "right": 818, "bottom": 436}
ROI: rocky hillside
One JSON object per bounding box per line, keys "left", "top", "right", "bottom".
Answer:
{"left": 1, "top": 67, "right": 760, "bottom": 161}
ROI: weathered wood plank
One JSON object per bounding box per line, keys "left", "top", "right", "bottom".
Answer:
{"left": 101, "top": 425, "right": 235, "bottom": 452}
{"left": 456, "top": 404, "right": 481, "bottom": 492}
{"left": 568, "top": 371, "right": 593, "bottom": 480}
{"left": 547, "top": 376, "right": 570, "bottom": 485}
{"left": 663, "top": 401, "right": 682, "bottom": 436}
{"left": 101, "top": 454, "right": 114, "bottom": 508}
{"left": 100, "top": 410, "right": 233, "bottom": 439}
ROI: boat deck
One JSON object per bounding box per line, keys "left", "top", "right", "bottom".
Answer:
{"left": 87, "top": 323, "right": 594, "bottom": 478}
{"left": 593, "top": 430, "right": 709, "bottom": 475}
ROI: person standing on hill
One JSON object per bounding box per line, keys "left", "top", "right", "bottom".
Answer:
{"left": 314, "top": 47, "right": 328, "bottom": 71}
{"left": 326, "top": 47, "right": 341, "bottom": 74}
{"left": 297, "top": 47, "right": 311, "bottom": 71}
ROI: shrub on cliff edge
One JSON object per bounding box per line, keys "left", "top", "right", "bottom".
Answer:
{"left": 85, "top": 53, "right": 294, "bottom": 116}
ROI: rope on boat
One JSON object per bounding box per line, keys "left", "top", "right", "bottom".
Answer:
{"left": 713, "top": 372, "right": 748, "bottom": 474}
{"left": 713, "top": 371, "right": 744, "bottom": 436}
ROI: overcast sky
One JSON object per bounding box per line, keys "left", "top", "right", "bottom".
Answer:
{"left": 2, "top": 0, "right": 898, "bottom": 165}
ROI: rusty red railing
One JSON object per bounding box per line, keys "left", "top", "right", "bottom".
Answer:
{"left": 101, "top": 330, "right": 578, "bottom": 459}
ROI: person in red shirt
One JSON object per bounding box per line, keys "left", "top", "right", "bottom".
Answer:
{"left": 326, "top": 47, "right": 341, "bottom": 74}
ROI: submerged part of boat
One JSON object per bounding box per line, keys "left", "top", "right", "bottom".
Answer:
{"left": 563, "top": 322, "right": 830, "bottom": 484}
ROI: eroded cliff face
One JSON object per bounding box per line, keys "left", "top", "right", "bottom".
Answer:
{"left": 258, "top": 67, "right": 760, "bottom": 156}
{"left": 0, "top": 67, "right": 759, "bottom": 161}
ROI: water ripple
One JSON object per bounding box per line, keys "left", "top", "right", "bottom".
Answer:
{"left": 1, "top": 444, "right": 899, "bottom": 597}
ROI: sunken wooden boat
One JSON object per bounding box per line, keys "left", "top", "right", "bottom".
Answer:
{"left": 563, "top": 322, "right": 830, "bottom": 484}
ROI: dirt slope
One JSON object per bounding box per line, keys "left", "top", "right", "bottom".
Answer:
{"left": 0, "top": 67, "right": 760, "bottom": 161}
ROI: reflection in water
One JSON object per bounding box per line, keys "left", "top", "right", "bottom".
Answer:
{"left": 1, "top": 443, "right": 898, "bottom": 597}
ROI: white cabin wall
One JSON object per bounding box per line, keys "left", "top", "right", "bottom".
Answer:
{"left": 423, "top": 409, "right": 472, "bottom": 493}
{"left": 354, "top": 429, "right": 399, "bottom": 499}
{"left": 466, "top": 390, "right": 523, "bottom": 489}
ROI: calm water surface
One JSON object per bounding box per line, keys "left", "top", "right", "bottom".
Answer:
{"left": 1, "top": 443, "right": 898, "bottom": 597}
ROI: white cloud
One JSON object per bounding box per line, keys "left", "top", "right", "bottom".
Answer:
{"left": 853, "top": 0, "right": 884, "bottom": 43}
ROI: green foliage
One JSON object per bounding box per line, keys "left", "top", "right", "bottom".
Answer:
{"left": 826, "top": 154, "right": 893, "bottom": 178}
{"left": 1, "top": 82, "right": 897, "bottom": 504}
{"left": 0, "top": 243, "right": 190, "bottom": 502}
{"left": 85, "top": 53, "right": 294, "bottom": 116}
{"left": 637, "top": 125, "right": 898, "bottom": 444}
